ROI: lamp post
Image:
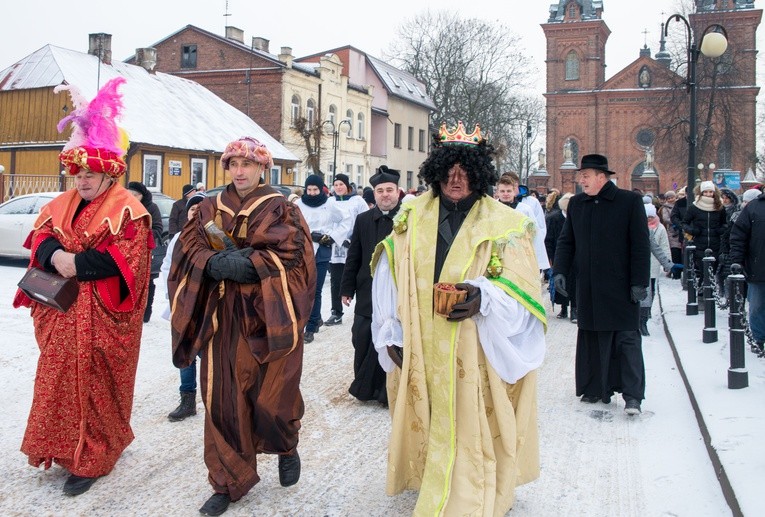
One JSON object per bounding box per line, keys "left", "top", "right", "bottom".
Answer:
{"left": 525, "top": 121, "right": 532, "bottom": 184}
{"left": 322, "top": 118, "right": 352, "bottom": 185}
{"left": 664, "top": 15, "right": 728, "bottom": 204}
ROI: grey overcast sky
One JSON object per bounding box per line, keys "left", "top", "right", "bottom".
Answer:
{"left": 4, "top": 0, "right": 745, "bottom": 96}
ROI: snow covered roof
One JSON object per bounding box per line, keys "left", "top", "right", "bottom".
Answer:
{"left": 0, "top": 45, "right": 298, "bottom": 162}
{"left": 366, "top": 55, "right": 436, "bottom": 111}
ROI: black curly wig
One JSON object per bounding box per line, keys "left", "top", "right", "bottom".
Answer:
{"left": 418, "top": 132, "right": 498, "bottom": 197}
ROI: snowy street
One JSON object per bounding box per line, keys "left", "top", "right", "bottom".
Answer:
{"left": 0, "top": 258, "right": 760, "bottom": 516}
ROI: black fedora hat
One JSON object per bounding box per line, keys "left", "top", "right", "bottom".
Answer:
{"left": 577, "top": 154, "right": 615, "bottom": 175}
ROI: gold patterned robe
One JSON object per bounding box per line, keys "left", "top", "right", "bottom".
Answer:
{"left": 14, "top": 184, "right": 151, "bottom": 477}
{"left": 372, "top": 193, "right": 546, "bottom": 516}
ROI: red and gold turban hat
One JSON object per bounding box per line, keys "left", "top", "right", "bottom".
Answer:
{"left": 55, "top": 77, "right": 129, "bottom": 178}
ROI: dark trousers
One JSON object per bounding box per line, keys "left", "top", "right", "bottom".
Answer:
{"left": 670, "top": 247, "right": 682, "bottom": 278}
{"left": 575, "top": 329, "right": 645, "bottom": 402}
{"left": 348, "top": 314, "right": 387, "bottom": 402}
{"left": 329, "top": 262, "right": 345, "bottom": 316}
{"left": 307, "top": 246, "right": 331, "bottom": 332}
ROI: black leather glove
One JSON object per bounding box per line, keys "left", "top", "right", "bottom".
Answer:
{"left": 630, "top": 285, "right": 648, "bottom": 303}
{"left": 206, "top": 247, "right": 259, "bottom": 284}
{"left": 447, "top": 283, "right": 481, "bottom": 322}
{"left": 387, "top": 345, "right": 403, "bottom": 369}
{"left": 553, "top": 273, "right": 568, "bottom": 297}
{"left": 342, "top": 239, "right": 351, "bottom": 248}
{"left": 310, "top": 231, "right": 323, "bottom": 243}
{"left": 319, "top": 234, "right": 334, "bottom": 247}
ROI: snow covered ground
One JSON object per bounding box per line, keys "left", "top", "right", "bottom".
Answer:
{"left": 0, "top": 258, "right": 761, "bottom": 516}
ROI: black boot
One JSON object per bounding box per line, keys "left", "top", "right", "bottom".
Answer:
{"left": 556, "top": 306, "right": 568, "bottom": 319}
{"left": 199, "top": 493, "right": 231, "bottom": 516}
{"left": 570, "top": 307, "right": 578, "bottom": 323}
{"left": 143, "top": 278, "right": 156, "bottom": 323}
{"left": 639, "top": 307, "right": 650, "bottom": 336}
{"left": 168, "top": 391, "right": 197, "bottom": 421}
{"left": 63, "top": 474, "right": 101, "bottom": 496}
{"left": 278, "top": 450, "right": 301, "bottom": 487}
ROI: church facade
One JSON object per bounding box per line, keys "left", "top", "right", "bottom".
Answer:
{"left": 535, "top": 0, "right": 761, "bottom": 195}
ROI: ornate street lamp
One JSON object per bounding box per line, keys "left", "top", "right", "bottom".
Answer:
{"left": 322, "top": 118, "right": 353, "bottom": 185}
{"left": 664, "top": 15, "right": 728, "bottom": 203}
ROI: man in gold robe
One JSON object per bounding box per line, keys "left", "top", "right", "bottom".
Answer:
{"left": 371, "top": 122, "right": 547, "bottom": 516}
{"left": 168, "top": 137, "right": 316, "bottom": 516}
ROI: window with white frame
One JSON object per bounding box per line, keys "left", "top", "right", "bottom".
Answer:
{"left": 270, "top": 165, "right": 281, "bottom": 185}
{"left": 143, "top": 154, "right": 162, "bottom": 191}
{"left": 419, "top": 129, "right": 426, "bottom": 152}
{"left": 191, "top": 158, "right": 206, "bottom": 187}
{"left": 328, "top": 105, "right": 337, "bottom": 126}
{"left": 356, "top": 165, "right": 363, "bottom": 187}
{"left": 394, "top": 123, "right": 402, "bottom": 149}
{"left": 306, "top": 99, "right": 315, "bottom": 128}
{"left": 407, "top": 126, "right": 414, "bottom": 150}
{"left": 291, "top": 95, "right": 300, "bottom": 126}
{"left": 357, "top": 113, "right": 365, "bottom": 140}
{"left": 345, "top": 110, "right": 354, "bottom": 138}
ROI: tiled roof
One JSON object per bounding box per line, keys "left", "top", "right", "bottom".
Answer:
{"left": 366, "top": 55, "right": 436, "bottom": 111}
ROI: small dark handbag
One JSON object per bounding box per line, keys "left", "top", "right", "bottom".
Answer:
{"left": 17, "top": 267, "right": 79, "bottom": 312}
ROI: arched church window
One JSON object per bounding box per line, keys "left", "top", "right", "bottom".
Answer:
{"left": 565, "top": 51, "right": 580, "bottom": 81}
{"left": 716, "top": 139, "right": 732, "bottom": 169}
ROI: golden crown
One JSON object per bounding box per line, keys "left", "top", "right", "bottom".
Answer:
{"left": 438, "top": 121, "right": 482, "bottom": 146}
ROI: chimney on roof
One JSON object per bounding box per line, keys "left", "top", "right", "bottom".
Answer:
{"left": 225, "top": 26, "right": 244, "bottom": 44}
{"left": 135, "top": 48, "right": 157, "bottom": 73}
{"left": 251, "top": 37, "right": 269, "bottom": 53}
{"left": 88, "top": 33, "right": 112, "bottom": 65}
{"left": 278, "top": 46, "right": 293, "bottom": 67}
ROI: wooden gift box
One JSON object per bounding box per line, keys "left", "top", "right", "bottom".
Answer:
{"left": 17, "top": 267, "right": 79, "bottom": 312}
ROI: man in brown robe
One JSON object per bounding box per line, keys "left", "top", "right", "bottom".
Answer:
{"left": 168, "top": 136, "right": 316, "bottom": 516}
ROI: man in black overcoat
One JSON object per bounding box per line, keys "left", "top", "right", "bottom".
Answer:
{"left": 340, "top": 165, "right": 402, "bottom": 405}
{"left": 553, "top": 154, "right": 650, "bottom": 415}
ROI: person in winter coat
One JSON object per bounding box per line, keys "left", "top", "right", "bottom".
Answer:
{"left": 729, "top": 188, "right": 765, "bottom": 354}
{"left": 718, "top": 188, "right": 741, "bottom": 290}
{"left": 640, "top": 204, "right": 675, "bottom": 336}
{"left": 127, "top": 181, "right": 164, "bottom": 322}
{"left": 682, "top": 181, "right": 727, "bottom": 281}
{"left": 168, "top": 184, "right": 197, "bottom": 238}
{"left": 659, "top": 190, "right": 682, "bottom": 278}
{"left": 553, "top": 154, "right": 650, "bottom": 416}
{"left": 295, "top": 174, "right": 347, "bottom": 343}
{"left": 324, "top": 173, "right": 369, "bottom": 327}
{"left": 545, "top": 191, "right": 577, "bottom": 322}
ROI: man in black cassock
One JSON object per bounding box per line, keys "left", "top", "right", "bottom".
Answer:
{"left": 340, "top": 165, "right": 402, "bottom": 405}
{"left": 552, "top": 154, "right": 650, "bottom": 415}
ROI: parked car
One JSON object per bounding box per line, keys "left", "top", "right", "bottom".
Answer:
{"left": 152, "top": 192, "right": 175, "bottom": 242}
{"left": 0, "top": 192, "right": 62, "bottom": 259}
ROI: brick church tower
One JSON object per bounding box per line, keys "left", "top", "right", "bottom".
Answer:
{"left": 539, "top": 0, "right": 761, "bottom": 195}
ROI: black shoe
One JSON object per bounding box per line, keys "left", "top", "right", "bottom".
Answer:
{"left": 556, "top": 307, "right": 568, "bottom": 319}
{"left": 63, "top": 474, "right": 100, "bottom": 496}
{"left": 278, "top": 450, "right": 301, "bottom": 487}
{"left": 304, "top": 331, "right": 314, "bottom": 344}
{"left": 570, "top": 308, "right": 577, "bottom": 323}
{"left": 639, "top": 322, "right": 650, "bottom": 336}
{"left": 199, "top": 493, "right": 231, "bottom": 516}
{"left": 580, "top": 395, "right": 599, "bottom": 404}
{"left": 625, "top": 398, "right": 642, "bottom": 416}
{"left": 168, "top": 391, "right": 197, "bottom": 421}
{"left": 324, "top": 312, "right": 343, "bottom": 326}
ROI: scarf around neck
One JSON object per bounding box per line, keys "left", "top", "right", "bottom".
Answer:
{"left": 301, "top": 191, "right": 328, "bottom": 207}
{"left": 694, "top": 195, "right": 716, "bottom": 212}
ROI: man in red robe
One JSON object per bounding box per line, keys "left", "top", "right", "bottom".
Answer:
{"left": 168, "top": 136, "right": 316, "bottom": 516}
{"left": 13, "top": 77, "right": 153, "bottom": 497}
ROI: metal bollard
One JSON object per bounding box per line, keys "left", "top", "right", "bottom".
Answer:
{"left": 685, "top": 245, "right": 698, "bottom": 316}
{"left": 727, "top": 264, "right": 748, "bottom": 389}
{"left": 702, "top": 249, "right": 717, "bottom": 343}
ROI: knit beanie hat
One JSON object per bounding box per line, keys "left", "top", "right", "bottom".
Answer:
{"left": 743, "top": 188, "right": 761, "bottom": 203}
{"left": 333, "top": 173, "right": 352, "bottom": 191}
{"left": 699, "top": 181, "right": 715, "bottom": 193}
{"left": 644, "top": 203, "right": 657, "bottom": 218}
{"left": 305, "top": 174, "right": 325, "bottom": 190}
